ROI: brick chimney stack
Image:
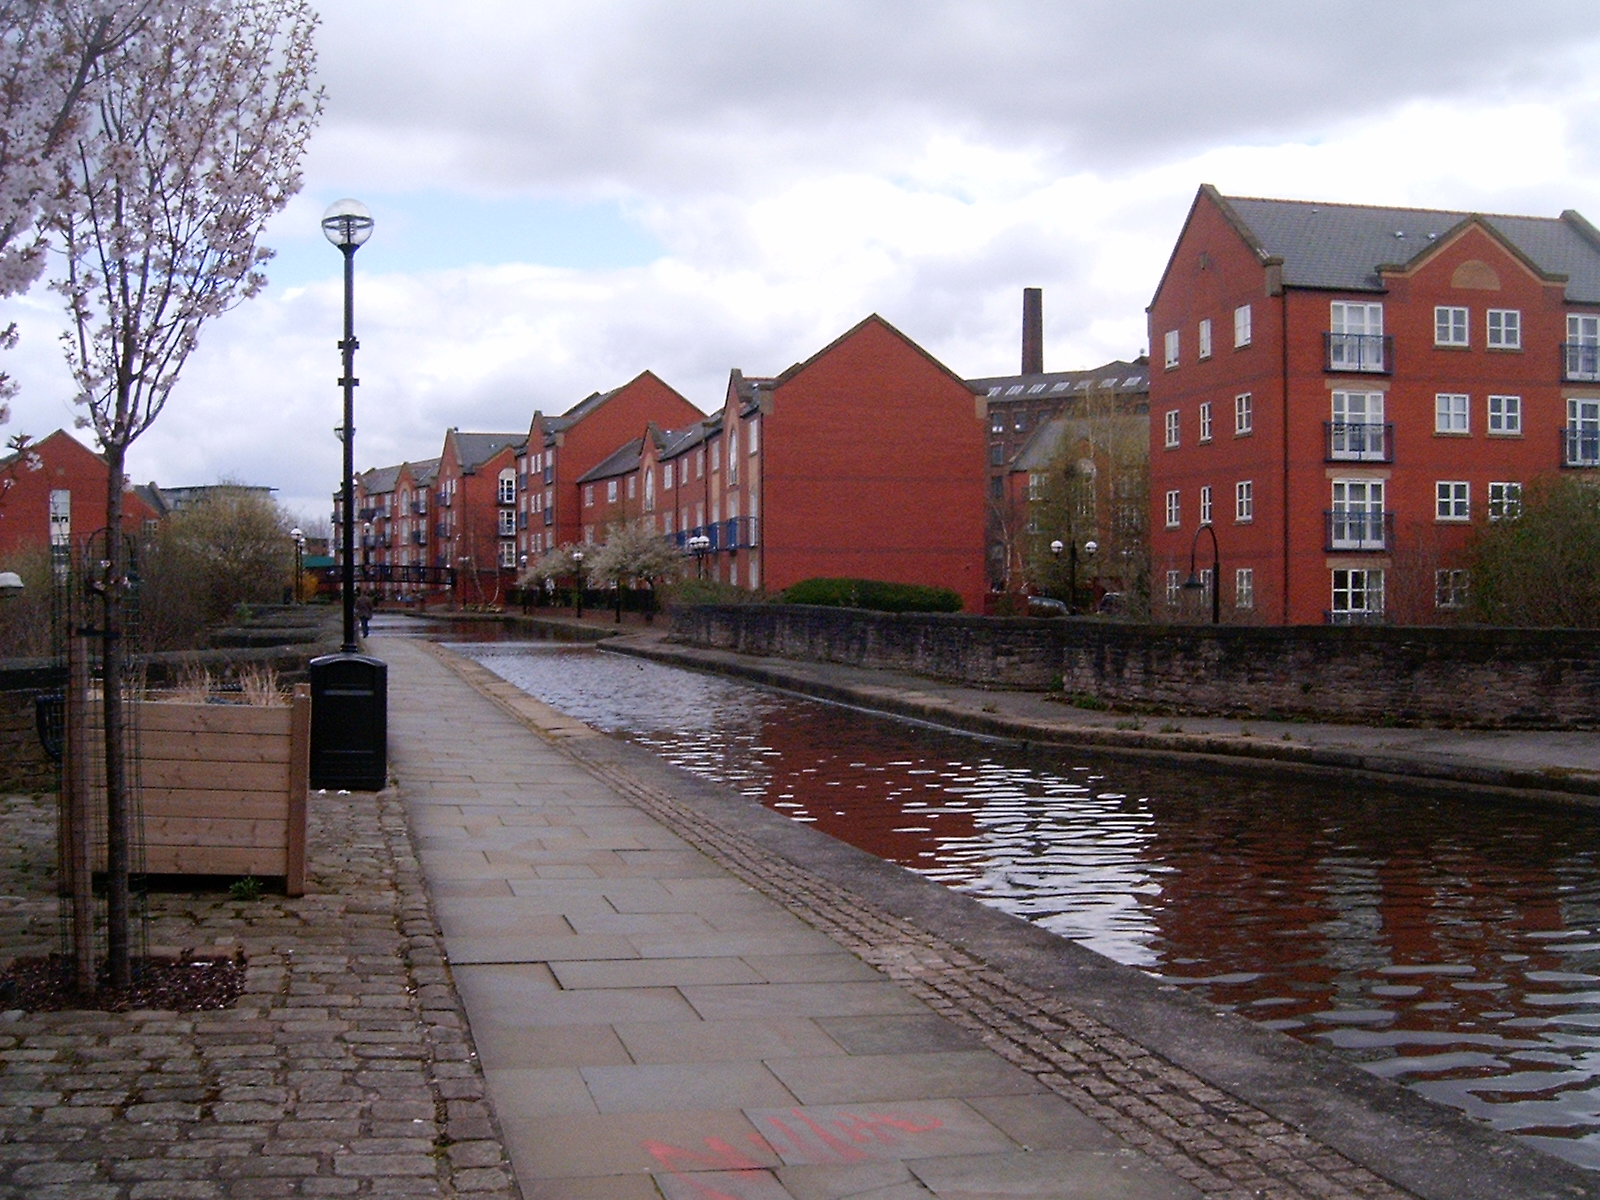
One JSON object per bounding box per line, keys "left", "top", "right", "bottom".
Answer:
{"left": 1021, "top": 288, "right": 1043, "bottom": 375}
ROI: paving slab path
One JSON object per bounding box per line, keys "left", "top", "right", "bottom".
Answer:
{"left": 385, "top": 635, "right": 1596, "bottom": 1200}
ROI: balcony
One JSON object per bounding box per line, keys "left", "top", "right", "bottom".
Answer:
{"left": 1325, "top": 510, "right": 1392, "bottom": 552}
{"left": 1325, "top": 421, "right": 1392, "bottom": 463}
{"left": 543, "top": 508, "right": 553, "bottom": 526}
{"left": 411, "top": 500, "right": 427, "bottom": 516}
{"left": 434, "top": 522, "right": 449, "bottom": 540}
{"left": 1563, "top": 342, "right": 1600, "bottom": 383}
{"left": 543, "top": 465, "right": 553, "bottom": 484}
{"left": 411, "top": 530, "right": 426, "bottom": 545}
{"left": 1563, "top": 426, "right": 1600, "bottom": 468}
{"left": 1323, "top": 332, "right": 1392, "bottom": 375}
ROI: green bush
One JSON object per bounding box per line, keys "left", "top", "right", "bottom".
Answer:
{"left": 667, "top": 578, "right": 768, "bottom": 607}
{"left": 781, "top": 577, "right": 963, "bottom": 613}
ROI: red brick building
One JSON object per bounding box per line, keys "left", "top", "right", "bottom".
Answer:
{"left": 1148, "top": 185, "right": 1600, "bottom": 625}
{"left": 0, "top": 429, "right": 158, "bottom": 563}
{"left": 579, "top": 315, "right": 989, "bottom": 612}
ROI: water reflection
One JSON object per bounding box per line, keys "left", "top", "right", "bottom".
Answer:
{"left": 458, "top": 641, "right": 1600, "bottom": 1169}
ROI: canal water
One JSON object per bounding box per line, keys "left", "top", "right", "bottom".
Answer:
{"left": 451, "top": 638, "right": 1600, "bottom": 1171}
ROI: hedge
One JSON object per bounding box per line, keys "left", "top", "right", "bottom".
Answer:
{"left": 781, "top": 577, "right": 963, "bottom": 613}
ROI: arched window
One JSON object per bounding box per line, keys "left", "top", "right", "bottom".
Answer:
{"left": 497, "top": 468, "right": 515, "bottom": 504}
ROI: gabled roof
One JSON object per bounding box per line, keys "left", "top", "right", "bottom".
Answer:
{"left": 771, "top": 313, "right": 982, "bottom": 395}
{"left": 359, "top": 464, "right": 403, "bottom": 495}
{"left": 1210, "top": 187, "right": 1600, "bottom": 300}
{"left": 657, "top": 421, "right": 708, "bottom": 461}
{"left": 402, "top": 457, "right": 441, "bottom": 486}
{"left": 449, "top": 432, "right": 525, "bottom": 473}
{"left": 969, "top": 357, "right": 1150, "bottom": 401}
{"left": 1006, "top": 411, "right": 1147, "bottom": 474}
{"left": 576, "top": 437, "right": 644, "bottom": 484}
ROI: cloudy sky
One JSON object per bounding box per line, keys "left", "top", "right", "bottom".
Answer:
{"left": 6, "top": 0, "right": 1600, "bottom": 522}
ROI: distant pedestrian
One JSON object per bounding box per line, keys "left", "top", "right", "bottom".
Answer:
{"left": 355, "top": 592, "right": 373, "bottom": 638}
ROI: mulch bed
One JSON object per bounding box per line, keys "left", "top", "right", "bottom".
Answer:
{"left": 0, "top": 951, "right": 246, "bottom": 1013}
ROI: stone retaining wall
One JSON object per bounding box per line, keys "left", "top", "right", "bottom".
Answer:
{"left": 668, "top": 605, "right": 1600, "bottom": 728}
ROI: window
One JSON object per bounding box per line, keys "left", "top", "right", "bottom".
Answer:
{"left": 1199, "top": 485, "right": 1212, "bottom": 525}
{"left": 1198, "top": 318, "right": 1212, "bottom": 360}
{"left": 1027, "top": 473, "right": 1043, "bottom": 501}
{"left": 1435, "top": 393, "right": 1469, "bottom": 434}
{"left": 1568, "top": 398, "right": 1600, "bottom": 466}
{"left": 663, "top": 463, "right": 673, "bottom": 491}
{"left": 496, "top": 469, "right": 516, "bottom": 504}
{"left": 497, "top": 509, "right": 515, "bottom": 536}
{"left": 606, "top": 479, "right": 618, "bottom": 503}
{"left": 1235, "top": 568, "right": 1254, "bottom": 610}
{"left": 711, "top": 443, "right": 720, "bottom": 472}
{"left": 628, "top": 475, "right": 638, "bottom": 499}
{"left": 990, "top": 477, "right": 1004, "bottom": 500}
{"left": 1488, "top": 481, "right": 1522, "bottom": 520}
{"left": 1198, "top": 401, "right": 1212, "bottom": 443}
{"left": 1234, "top": 392, "right": 1253, "bottom": 435}
{"left": 583, "top": 484, "right": 594, "bottom": 507}
{"left": 499, "top": 541, "right": 517, "bottom": 569}
{"left": 1234, "top": 304, "right": 1252, "bottom": 348}
{"left": 1164, "top": 329, "right": 1179, "bottom": 369}
{"left": 990, "top": 444, "right": 1005, "bottom": 466}
{"left": 1329, "top": 301, "right": 1385, "bottom": 371}
{"left": 991, "top": 416, "right": 1005, "bottom": 434}
{"left": 1330, "top": 390, "right": 1386, "bottom": 460}
{"left": 748, "top": 421, "right": 759, "bottom": 455}
{"left": 1487, "top": 309, "right": 1521, "bottom": 349}
{"left": 1568, "top": 314, "right": 1600, "bottom": 380}
{"left": 1164, "top": 409, "right": 1180, "bottom": 448}
{"left": 1487, "top": 394, "right": 1521, "bottom": 436}
{"left": 1331, "top": 480, "right": 1384, "bottom": 548}
{"left": 1235, "top": 480, "right": 1254, "bottom": 523}
{"left": 48, "top": 489, "right": 70, "bottom": 546}
{"left": 1166, "top": 569, "right": 1181, "bottom": 606}
{"left": 1164, "top": 489, "right": 1181, "bottom": 528}
{"left": 1434, "top": 306, "right": 1469, "bottom": 346}
{"left": 1331, "top": 568, "right": 1384, "bottom": 622}
{"left": 1436, "top": 481, "right": 1470, "bottom": 521}
{"left": 728, "top": 427, "right": 739, "bottom": 484}
{"left": 643, "top": 467, "right": 655, "bottom": 511}
{"left": 1435, "top": 569, "right": 1469, "bottom": 609}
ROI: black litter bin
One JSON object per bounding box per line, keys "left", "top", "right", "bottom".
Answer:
{"left": 309, "top": 652, "right": 387, "bottom": 791}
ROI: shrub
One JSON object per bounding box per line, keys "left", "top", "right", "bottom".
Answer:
{"left": 781, "top": 577, "right": 963, "bottom": 613}
{"left": 667, "top": 578, "right": 767, "bottom": 607}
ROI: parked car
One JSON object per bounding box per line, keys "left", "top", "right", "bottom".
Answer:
{"left": 1027, "top": 596, "right": 1068, "bottom": 617}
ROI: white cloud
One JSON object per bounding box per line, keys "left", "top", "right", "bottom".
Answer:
{"left": 7, "top": 1, "right": 1600, "bottom": 524}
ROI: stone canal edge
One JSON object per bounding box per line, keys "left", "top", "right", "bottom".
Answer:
{"left": 421, "top": 637, "right": 1597, "bottom": 1200}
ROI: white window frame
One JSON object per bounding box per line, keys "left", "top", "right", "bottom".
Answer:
{"left": 606, "top": 479, "right": 619, "bottom": 503}
{"left": 497, "top": 509, "right": 516, "bottom": 536}
{"left": 1198, "top": 318, "right": 1212, "bottom": 360}
{"left": 498, "top": 540, "right": 517, "bottom": 569}
{"left": 1329, "top": 301, "right": 1385, "bottom": 372}
{"left": 1435, "top": 481, "right": 1470, "bottom": 522}
{"left": 663, "top": 463, "right": 674, "bottom": 491}
{"left": 1434, "top": 305, "right": 1469, "bottom": 347}
{"left": 1331, "top": 568, "right": 1384, "bottom": 622}
{"left": 1331, "top": 479, "right": 1384, "bottom": 548}
{"left": 1234, "top": 392, "right": 1253, "bottom": 436}
{"left": 1165, "top": 569, "right": 1181, "bottom": 606}
{"left": 1164, "top": 329, "right": 1179, "bottom": 370}
{"left": 1234, "top": 304, "right": 1252, "bottom": 348}
{"left": 1330, "top": 390, "right": 1386, "bottom": 461}
{"left": 1435, "top": 568, "right": 1469, "bottom": 609}
{"left": 583, "top": 484, "right": 594, "bottom": 508}
{"left": 1486, "top": 309, "right": 1521, "bottom": 349}
{"left": 1164, "top": 489, "right": 1180, "bottom": 529}
{"left": 1199, "top": 485, "right": 1212, "bottom": 525}
{"left": 1198, "top": 401, "right": 1212, "bottom": 443}
{"left": 1487, "top": 395, "right": 1521, "bottom": 436}
{"left": 1164, "top": 409, "right": 1180, "bottom": 448}
{"left": 1487, "top": 481, "right": 1522, "bottom": 521}
{"left": 1235, "top": 567, "right": 1254, "bottom": 610}
{"left": 497, "top": 469, "right": 516, "bottom": 504}
{"left": 1435, "top": 393, "right": 1469, "bottom": 434}
{"left": 1235, "top": 480, "right": 1253, "bottom": 523}
{"left": 748, "top": 420, "right": 759, "bottom": 455}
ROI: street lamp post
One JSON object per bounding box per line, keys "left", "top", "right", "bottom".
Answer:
{"left": 572, "top": 549, "right": 586, "bottom": 618}
{"left": 322, "top": 198, "right": 373, "bottom": 653}
{"left": 1051, "top": 537, "right": 1098, "bottom": 613}
{"left": 1183, "top": 524, "right": 1221, "bottom": 625}
{"left": 290, "top": 526, "right": 305, "bottom": 603}
{"left": 519, "top": 554, "right": 530, "bottom": 614}
{"left": 361, "top": 521, "right": 372, "bottom": 596}
{"left": 687, "top": 534, "right": 710, "bottom": 580}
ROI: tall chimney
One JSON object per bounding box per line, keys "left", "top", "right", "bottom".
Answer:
{"left": 1021, "top": 287, "right": 1043, "bottom": 375}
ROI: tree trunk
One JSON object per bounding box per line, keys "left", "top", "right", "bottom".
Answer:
{"left": 102, "top": 441, "right": 131, "bottom": 991}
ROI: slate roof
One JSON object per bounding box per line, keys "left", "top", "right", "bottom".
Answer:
{"left": 450, "top": 432, "right": 525, "bottom": 472}
{"left": 405, "top": 457, "right": 441, "bottom": 486}
{"left": 969, "top": 358, "right": 1150, "bottom": 402}
{"left": 359, "top": 464, "right": 402, "bottom": 495}
{"left": 1008, "top": 412, "right": 1148, "bottom": 474}
{"left": 657, "top": 421, "right": 708, "bottom": 461}
{"left": 1216, "top": 189, "right": 1600, "bottom": 301}
{"left": 576, "top": 437, "right": 644, "bottom": 484}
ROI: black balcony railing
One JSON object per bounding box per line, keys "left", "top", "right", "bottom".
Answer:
{"left": 1323, "top": 332, "right": 1393, "bottom": 374}
{"left": 411, "top": 530, "right": 426, "bottom": 545}
{"left": 1324, "top": 509, "right": 1392, "bottom": 551}
{"left": 1564, "top": 426, "right": 1600, "bottom": 467}
{"left": 542, "top": 508, "right": 553, "bottom": 526}
{"left": 1325, "top": 421, "right": 1392, "bottom": 462}
{"left": 1325, "top": 609, "right": 1387, "bottom": 626}
{"left": 411, "top": 500, "right": 427, "bottom": 515}
{"left": 1563, "top": 342, "right": 1600, "bottom": 382}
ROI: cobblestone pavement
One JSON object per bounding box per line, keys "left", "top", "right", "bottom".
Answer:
{"left": 419, "top": 640, "right": 1450, "bottom": 1200}
{"left": 0, "top": 780, "right": 519, "bottom": 1199}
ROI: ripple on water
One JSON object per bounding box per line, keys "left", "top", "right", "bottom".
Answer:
{"left": 459, "top": 642, "right": 1600, "bottom": 1171}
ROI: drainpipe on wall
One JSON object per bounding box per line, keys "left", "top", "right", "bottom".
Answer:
{"left": 1278, "top": 269, "right": 1292, "bottom": 625}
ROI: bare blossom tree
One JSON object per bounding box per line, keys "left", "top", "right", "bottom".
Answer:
{"left": 0, "top": 0, "right": 166, "bottom": 420}
{"left": 52, "top": 0, "right": 320, "bottom": 990}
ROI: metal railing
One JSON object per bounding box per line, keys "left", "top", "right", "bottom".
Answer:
{"left": 1325, "top": 421, "right": 1392, "bottom": 462}
{"left": 1325, "top": 510, "right": 1392, "bottom": 551}
{"left": 1563, "top": 342, "right": 1600, "bottom": 382}
{"left": 1325, "top": 609, "right": 1387, "bottom": 626}
{"left": 1323, "top": 332, "right": 1393, "bottom": 374}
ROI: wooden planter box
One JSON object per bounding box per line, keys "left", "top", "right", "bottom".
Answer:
{"left": 96, "top": 685, "right": 311, "bottom": 894}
